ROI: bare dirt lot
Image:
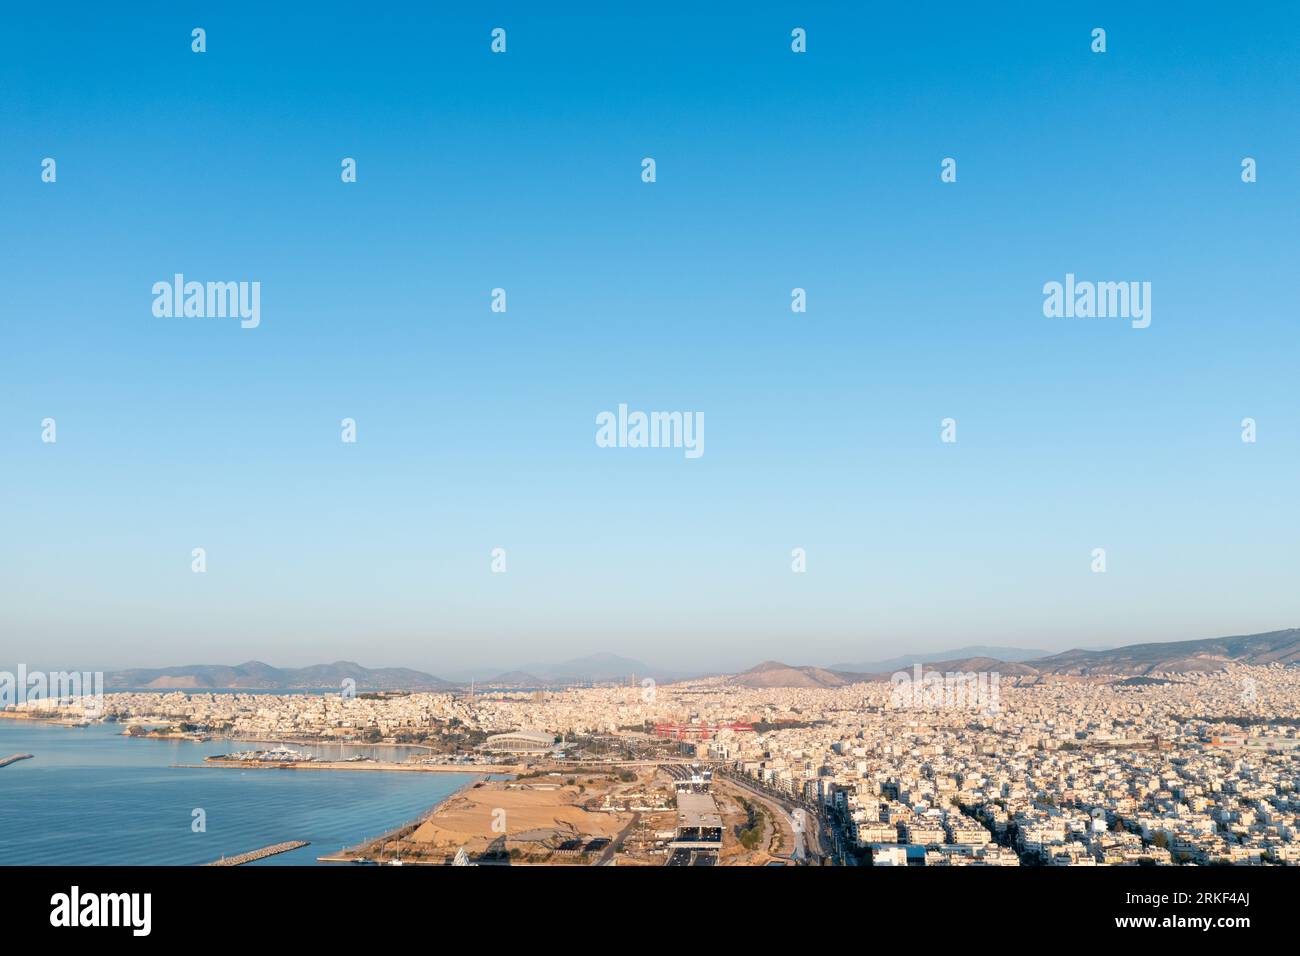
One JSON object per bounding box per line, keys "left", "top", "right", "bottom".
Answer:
{"left": 409, "top": 781, "right": 630, "bottom": 851}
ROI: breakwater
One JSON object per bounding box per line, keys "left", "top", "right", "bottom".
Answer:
{"left": 205, "top": 841, "right": 310, "bottom": 865}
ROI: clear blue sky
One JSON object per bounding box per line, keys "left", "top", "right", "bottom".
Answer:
{"left": 2, "top": 3, "right": 1298, "bottom": 675}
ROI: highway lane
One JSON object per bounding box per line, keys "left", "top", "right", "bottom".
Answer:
{"left": 718, "top": 771, "right": 829, "bottom": 864}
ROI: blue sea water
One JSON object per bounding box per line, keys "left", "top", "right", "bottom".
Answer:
{"left": 0, "top": 720, "right": 477, "bottom": 865}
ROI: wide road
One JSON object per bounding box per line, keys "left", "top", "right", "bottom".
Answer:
{"left": 597, "top": 812, "right": 641, "bottom": 866}
{"left": 718, "top": 772, "right": 829, "bottom": 864}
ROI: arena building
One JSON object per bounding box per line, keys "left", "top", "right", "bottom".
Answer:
{"left": 480, "top": 730, "right": 559, "bottom": 753}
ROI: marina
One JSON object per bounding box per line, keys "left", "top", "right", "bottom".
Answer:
{"left": 210, "top": 746, "right": 316, "bottom": 763}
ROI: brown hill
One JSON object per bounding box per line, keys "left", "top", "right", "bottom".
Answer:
{"left": 1026, "top": 628, "right": 1300, "bottom": 676}
{"left": 732, "top": 628, "right": 1300, "bottom": 685}
{"left": 728, "top": 661, "right": 852, "bottom": 689}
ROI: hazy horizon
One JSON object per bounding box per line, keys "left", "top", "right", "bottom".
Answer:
{"left": 12, "top": 626, "right": 1299, "bottom": 679}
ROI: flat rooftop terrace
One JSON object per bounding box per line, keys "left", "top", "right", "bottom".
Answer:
{"left": 675, "top": 790, "right": 723, "bottom": 829}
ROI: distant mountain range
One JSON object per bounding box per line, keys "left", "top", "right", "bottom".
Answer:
{"left": 105, "top": 661, "right": 453, "bottom": 691}
{"left": 471, "top": 653, "right": 688, "bottom": 686}
{"left": 105, "top": 653, "right": 678, "bottom": 691}
{"left": 101, "top": 628, "right": 1300, "bottom": 692}
{"left": 1023, "top": 628, "right": 1300, "bottom": 676}
{"left": 728, "top": 628, "right": 1300, "bottom": 687}
{"left": 830, "top": 646, "right": 1049, "bottom": 673}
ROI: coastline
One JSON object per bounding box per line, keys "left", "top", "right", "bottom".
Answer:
{"left": 0, "top": 711, "right": 91, "bottom": 728}
{"left": 182, "top": 759, "right": 523, "bottom": 774}
{"left": 318, "top": 775, "right": 493, "bottom": 864}
{"left": 1, "top": 717, "right": 517, "bottom": 774}
{"left": 3, "top": 716, "right": 460, "bottom": 754}
{"left": 0, "top": 719, "right": 489, "bottom": 866}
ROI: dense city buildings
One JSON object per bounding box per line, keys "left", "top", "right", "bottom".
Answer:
{"left": 12, "top": 662, "right": 1298, "bottom": 865}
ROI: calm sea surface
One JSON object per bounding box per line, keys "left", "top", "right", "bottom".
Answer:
{"left": 0, "top": 720, "right": 477, "bottom": 865}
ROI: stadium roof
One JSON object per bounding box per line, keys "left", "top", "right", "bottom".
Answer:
{"left": 485, "top": 730, "right": 555, "bottom": 744}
